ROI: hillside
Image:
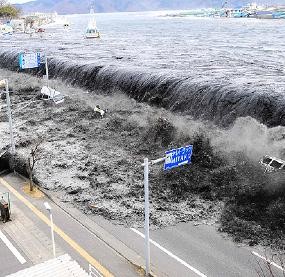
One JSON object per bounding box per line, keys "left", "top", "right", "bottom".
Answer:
{"left": 16, "top": 0, "right": 284, "bottom": 14}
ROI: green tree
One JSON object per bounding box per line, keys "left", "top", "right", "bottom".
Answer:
{"left": 0, "top": 4, "right": 20, "bottom": 18}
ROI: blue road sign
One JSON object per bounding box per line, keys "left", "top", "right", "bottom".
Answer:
{"left": 164, "top": 145, "right": 193, "bottom": 170}
{"left": 19, "top": 52, "right": 41, "bottom": 69}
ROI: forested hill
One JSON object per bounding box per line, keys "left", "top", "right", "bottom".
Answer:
{"left": 17, "top": 0, "right": 283, "bottom": 14}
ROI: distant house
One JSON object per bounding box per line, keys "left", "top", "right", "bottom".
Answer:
{"left": 22, "top": 12, "right": 57, "bottom": 30}
{"left": 0, "top": 23, "right": 13, "bottom": 34}
{"left": 10, "top": 19, "right": 25, "bottom": 32}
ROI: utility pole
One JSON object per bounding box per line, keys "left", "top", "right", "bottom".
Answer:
{"left": 4, "top": 79, "right": 15, "bottom": 155}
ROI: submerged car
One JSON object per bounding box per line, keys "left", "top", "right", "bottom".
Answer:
{"left": 40, "top": 86, "right": 65, "bottom": 104}
{"left": 260, "top": 155, "right": 285, "bottom": 172}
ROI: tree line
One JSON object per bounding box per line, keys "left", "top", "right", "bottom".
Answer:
{"left": 0, "top": 0, "right": 20, "bottom": 19}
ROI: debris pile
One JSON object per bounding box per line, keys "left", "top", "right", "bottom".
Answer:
{"left": 1, "top": 69, "right": 285, "bottom": 248}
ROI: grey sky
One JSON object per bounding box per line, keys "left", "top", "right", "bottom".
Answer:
{"left": 10, "top": 0, "right": 33, "bottom": 3}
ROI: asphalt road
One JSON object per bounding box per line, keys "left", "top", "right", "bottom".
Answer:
{"left": 0, "top": 235, "right": 30, "bottom": 277}
{"left": 0, "top": 172, "right": 284, "bottom": 277}
{"left": 86, "top": 209, "right": 284, "bottom": 277}
{"left": 0, "top": 173, "right": 140, "bottom": 277}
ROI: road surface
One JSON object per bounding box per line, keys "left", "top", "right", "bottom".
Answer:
{"left": 0, "top": 173, "right": 140, "bottom": 277}
{"left": 0, "top": 172, "right": 283, "bottom": 277}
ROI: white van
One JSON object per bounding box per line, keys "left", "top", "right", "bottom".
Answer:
{"left": 260, "top": 155, "right": 285, "bottom": 172}
{"left": 41, "top": 86, "right": 64, "bottom": 104}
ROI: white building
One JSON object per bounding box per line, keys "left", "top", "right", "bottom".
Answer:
{"left": 10, "top": 19, "right": 25, "bottom": 32}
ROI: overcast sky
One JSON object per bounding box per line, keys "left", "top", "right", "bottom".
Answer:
{"left": 10, "top": 0, "right": 33, "bottom": 3}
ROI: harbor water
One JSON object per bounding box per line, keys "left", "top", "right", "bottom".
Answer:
{"left": 0, "top": 12, "right": 285, "bottom": 126}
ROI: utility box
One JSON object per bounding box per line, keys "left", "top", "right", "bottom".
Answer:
{"left": 0, "top": 198, "right": 10, "bottom": 223}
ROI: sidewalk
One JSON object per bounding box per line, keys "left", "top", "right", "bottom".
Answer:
{"left": 0, "top": 173, "right": 141, "bottom": 277}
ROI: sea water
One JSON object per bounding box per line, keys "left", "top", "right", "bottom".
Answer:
{"left": 0, "top": 12, "right": 285, "bottom": 126}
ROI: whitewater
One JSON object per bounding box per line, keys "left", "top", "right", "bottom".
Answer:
{"left": 1, "top": 11, "right": 285, "bottom": 244}
{"left": 0, "top": 11, "right": 285, "bottom": 126}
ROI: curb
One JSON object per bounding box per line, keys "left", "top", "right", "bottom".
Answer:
{"left": 13, "top": 171, "right": 158, "bottom": 277}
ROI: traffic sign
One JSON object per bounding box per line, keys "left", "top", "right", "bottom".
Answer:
{"left": 142, "top": 144, "right": 193, "bottom": 274}
{"left": 19, "top": 52, "right": 41, "bottom": 69}
{"left": 164, "top": 145, "right": 193, "bottom": 170}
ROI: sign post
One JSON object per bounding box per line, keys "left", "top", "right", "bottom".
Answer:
{"left": 18, "top": 52, "right": 63, "bottom": 104}
{"left": 164, "top": 145, "right": 193, "bottom": 171}
{"left": 45, "top": 56, "right": 49, "bottom": 87}
{"left": 19, "top": 52, "right": 41, "bottom": 70}
{"left": 142, "top": 145, "right": 193, "bottom": 276}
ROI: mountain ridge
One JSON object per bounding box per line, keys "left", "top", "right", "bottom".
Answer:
{"left": 16, "top": 0, "right": 284, "bottom": 15}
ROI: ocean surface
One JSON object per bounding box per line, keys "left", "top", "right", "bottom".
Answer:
{"left": 1, "top": 12, "right": 285, "bottom": 126}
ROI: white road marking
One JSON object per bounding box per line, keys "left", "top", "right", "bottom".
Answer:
{"left": 130, "top": 228, "right": 207, "bottom": 277}
{"left": 0, "top": 230, "right": 26, "bottom": 264}
{"left": 252, "top": 251, "right": 285, "bottom": 272}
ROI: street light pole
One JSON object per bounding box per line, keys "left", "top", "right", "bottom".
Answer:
{"left": 144, "top": 158, "right": 150, "bottom": 276}
{"left": 49, "top": 211, "right": 56, "bottom": 258}
{"left": 4, "top": 79, "right": 15, "bottom": 155}
{"left": 44, "top": 202, "right": 56, "bottom": 258}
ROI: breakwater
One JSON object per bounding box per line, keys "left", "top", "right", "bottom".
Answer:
{"left": 1, "top": 50, "right": 284, "bottom": 127}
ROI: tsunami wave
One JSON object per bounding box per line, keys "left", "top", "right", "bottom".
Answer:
{"left": 0, "top": 50, "right": 284, "bottom": 127}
